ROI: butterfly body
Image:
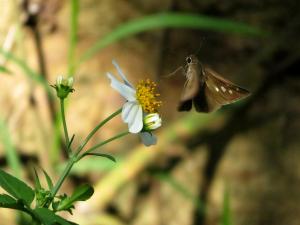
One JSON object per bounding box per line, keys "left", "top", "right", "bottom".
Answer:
{"left": 178, "top": 55, "right": 250, "bottom": 113}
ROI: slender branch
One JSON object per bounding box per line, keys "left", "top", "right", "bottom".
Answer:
{"left": 80, "top": 131, "right": 129, "bottom": 159}
{"left": 50, "top": 156, "right": 76, "bottom": 198}
{"left": 75, "top": 108, "right": 122, "bottom": 154}
{"left": 32, "top": 23, "right": 47, "bottom": 80}
{"left": 28, "top": 13, "right": 56, "bottom": 119}
{"left": 50, "top": 108, "right": 123, "bottom": 200}
{"left": 60, "top": 98, "right": 71, "bottom": 155}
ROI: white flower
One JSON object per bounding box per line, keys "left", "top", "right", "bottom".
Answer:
{"left": 107, "top": 60, "right": 162, "bottom": 146}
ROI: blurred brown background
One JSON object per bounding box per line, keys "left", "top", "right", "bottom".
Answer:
{"left": 0, "top": 0, "right": 299, "bottom": 225}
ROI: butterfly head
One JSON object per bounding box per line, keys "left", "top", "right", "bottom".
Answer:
{"left": 186, "top": 55, "right": 199, "bottom": 65}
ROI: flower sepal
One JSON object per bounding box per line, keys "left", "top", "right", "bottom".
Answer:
{"left": 51, "top": 76, "right": 74, "bottom": 99}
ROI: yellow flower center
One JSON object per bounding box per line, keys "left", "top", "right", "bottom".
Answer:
{"left": 136, "top": 79, "right": 162, "bottom": 113}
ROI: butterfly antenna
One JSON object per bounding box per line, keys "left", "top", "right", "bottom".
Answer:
{"left": 162, "top": 66, "right": 184, "bottom": 79}
{"left": 194, "top": 36, "right": 206, "bottom": 58}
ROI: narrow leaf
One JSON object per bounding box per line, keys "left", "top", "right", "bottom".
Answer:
{"left": 59, "top": 157, "right": 117, "bottom": 176}
{"left": 153, "top": 172, "right": 204, "bottom": 213}
{"left": 79, "top": 12, "right": 267, "bottom": 64}
{"left": 57, "top": 184, "right": 94, "bottom": 211}
{"left": 0, "top": 118, "right": 21, "bottom": 178}
{"left": 83, "top": 153, "right": 116, "bottom": 162}
{"left": 0, "top": 168, "right": 34, "bottom": 205}
{"left": 42, "top": 169, "right": 54, "bottom": 190}
{"left": 33, "top": 167, "right": 42, "bottom": 190}
{"left": 221, "top": 185, "right": 232, "bottom": 225}
{"left": 69, "top": 184, "right": 94, "bottom": 201}
{"left": 67, "top": 134, "right": 75, "bottom": 150}
{"left": 68, "top": 0, "right": 79, "bottom": 75}
{"left": 0, "top": 194, "right": 26, "bottom": 211}
{"left": 34, "top": 207, "right": 78, "bottom": 225}
{"left": 0, "top": 48, "right": 52, "bottom": 95}
{"left": 0, "top": 66, "right": 11, "bottom": 74}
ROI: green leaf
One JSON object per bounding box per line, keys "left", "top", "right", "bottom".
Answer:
{"left": 57, "top": 184, "right": 94, "bottom": 211}
{"left": 221, "top": 185, "right": 232, "bottom": 225}
{"left": 69, "top": 184, "right": 94, "bottom": 201}
{"left": 0, "top": 118, "right": 21, "bottom": 178}
{"left": 79, "top": 12, "right": 267, "bottom": 64}
{"left": 59, "top": 157, "right": 117, "bottom": 176}
{"left": 153, "top": 172, "right": 204, "bottom": 213}
{"left": 0, "top": 66, "right": 11, "bottom": 74}
{"left": 0, "top": 194, "right": 26, "bottom": 211}
{"left": 83, "top": 152, "right": 116, "bottom": 162}
{"left": 0, "top": 48, "right": 52, "bottom": 95}
{"left": 34, "top": 207, "right": 78, "bottom": 225}
{"left": 68, "top": 0, "right": 79, "bottom": 75}
{"left": 0, "top": 168, "right": 34, "bottom": 205}
{"left": 67, "top": 134, "right": 75, "bottom": 150}
{"left": 42, "top": 169, "right": 54, "bottom": 190}
{"left": 33, "top": 167, "right": 42, "bottom": 190}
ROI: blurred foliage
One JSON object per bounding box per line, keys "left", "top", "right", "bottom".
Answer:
{"left": 68, "top": 0, "right": 79, "bottom": 76}
{"left": 0, "top": 48, "right": 51, "bottom": 95}
{"left": 221, "top": 185, "right": 232, "bottom": 225}
{"left": 79, "top": 12, "right": 266, "bottom": 67}
{"left": 153, "top": 172, "right": 204, "bottom": 213}
{"left": 0, "top": 119, "right": 21, "bottom": 178}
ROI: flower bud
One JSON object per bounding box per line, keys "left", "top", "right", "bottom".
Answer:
{"left": 51, "top": 75, "right": 74, "bottom": 99}
{"left": 143, "top": 113, "right": 162, "bottom": 131}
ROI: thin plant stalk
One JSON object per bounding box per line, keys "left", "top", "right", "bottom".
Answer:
{"left": 51, "top": 0, "right": 79, "bottom": 165}
{"left": 75, "top": 108, "right": 122, "bottom": 154}
{"left": 81, "top": 131, "right": 129, "bottom": 157}
{"left": 0, "top": 119, "right": 21, "bottom": 178}
{"left": 68, "top": 0, "right": 79, "bottom": 76}
{"left": 50, "top": 108, "right": 123, "bottom": 199}
{"left": 60, "top": 99, "right": 71, "bottom": 155}
{"left": 50, "top": 156, "right": 76, "bottom": 198}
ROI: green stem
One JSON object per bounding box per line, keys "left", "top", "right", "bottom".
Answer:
{"left": 68, "top": 0, "right": 79, "bottom": 75}
{"left": 49, "top": 108, "right": 122, "bottom": 199}
{"left": 31, "top": 220, "right": 41, "bottom": 225}
{"left": 23, "top": 202, "right": 40, "bottom": 224}
{"left": 50, "top": 156, "right": 76, "bottom": 198}
{"left": 82, "top": 131, "right": 129, "bottom": 156}
{"left": 60, "top": 98, "right": 71, "bottom": 155}
{"left": 75, "top": 107, "right": 122, "bottom": 154}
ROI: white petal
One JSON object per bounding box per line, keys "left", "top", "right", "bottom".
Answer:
{"left": 123, "top": 102, "right": 139, "bottom": 125}
{"left": 107, "top": 73, "right": 136, "bottom": 101}
{"left": 139, "top": 132, "right": 157, "bottom": 146}
{"left": 68, "top": 77, "right": 74, "bottom": 87}
{"left": 112, "top": 60, "right": 134, "bottom": 88}
{"left": 122, "top": 102, "right": 135, "bottom": 123}
{"left": 128, "top": 105, "right": 143, "bottom": 133}
{"left": 56, "top": 75, "right": 63, "bottom": 85}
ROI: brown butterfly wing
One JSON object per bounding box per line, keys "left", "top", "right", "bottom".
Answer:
{"left": 204, "top": 68, "right": 250, "bottom": 104}
{"left": 178, "top": 99, "right": 193, "bottom": 111}
{"left": 193, "top": 68, "right": 250, "bottom": 113}
{"left": 193, "top": 83, "right": 221, "bottom": 112}
{"left": 178, "top": 64, "right": 201, "bottom": 111}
